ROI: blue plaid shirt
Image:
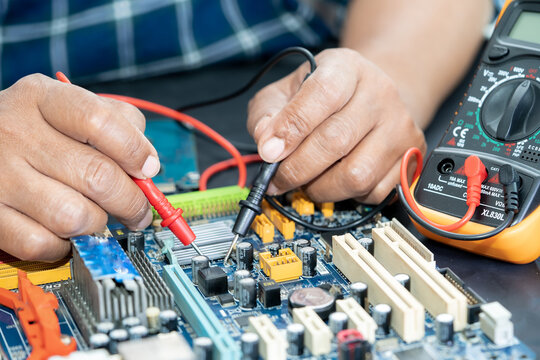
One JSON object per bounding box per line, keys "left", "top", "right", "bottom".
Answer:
{"left": 0, "top": 0, "right": 347, "bottom": 89}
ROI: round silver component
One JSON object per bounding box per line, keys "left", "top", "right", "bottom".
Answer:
{"left": 121, "top": 316, "right": 140, "bottom": 329}
{"left": 108, "top": 328, "right": 129, "bottom": 354}
{"left": 288, "top": 287, "right": 335, "bottom": 320}
{"left": 435, "top": 313, "right": 455, "bottom": 345}
{"left": 234, "top": 269, "right": 251, "bottom": 300}
{"left": 300, "top": 246, "right": 317, "bottom": 277}
{"left": 294, "top": 239, "right": 310, "bottom": 256}
{"left": 160, "top": 309, "right": 178, "bottom": 333}
{"left": 350, "top": 282, "right": 368, "bottom": 307}
{"left": 236, "top": 242, "right": 254, "bottom": 271}
{"left": 128, "top": 325, "right": 149, "bottom": 339}
{"left": 96, "top": 321, "right": 115, "bottom": 334}
{"left": 241, "top": 332, "right": 259, "bottom": 360}
{"left": 89, "top": 333, "right": 110, "bottom": 349}
{"left": 373, "top": 303, "right": 392, "bottom": 335}
{"left": 238, "top": 277, "right": 257, "bottom": 308}
{"left": 359, "top": 237, "right": 374, "bottom": 254}
{"left": 193, "top": 337, "right": 214, "bottom": 360}
{"left": 267, "top": 243, "right": 280, "bottom": 256}
{"left": 394, "top": 273, "right": 411, "bottom": 291}
{"left": 191, "top": 255, "right": 210, "bottom": 285}
{"left": 286, "top": 323, "right": 305, "bottom": 356}
{"left": 329, "top": 311, "right": 349, "bottom": 335}
{"left": 146, "top": 306, "right": 161, "bottom": 333}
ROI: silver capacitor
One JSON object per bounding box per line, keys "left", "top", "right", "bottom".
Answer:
{"left": 238, "top": 277, "right": 257, "bottom": 308}
{"left": 233, "top": 269, "right": 251, "bottom": 300}
{"left": 128, "top": 325, "right": 149, "bottom": 339}
{"left": 435, "top": 313, "right": 455, "bottom": 345}
{"left": 373, "top": 303, "right": 392, "bottom": 336}
{"left": 146, "top": 307, "right": 161, "bottom": 334}
{"left": 122, "top": 316, "right": 140, "bottom": 329}
{"left": 241, "top": 332, "right": 259, "bottom": 360}
{"left": 294, "top": 239, "right": 310, "bottom": 256}
{"left": 192, "top": 255, "right": 210, "bottom": 285}
{"left": 350, "top": 282, "right": 368, "bottom": 308}
{"left": 159, "top": 309, "right": 178, "bottom": 333}
{"left": 359, "top": 237, "right": 374, "bottom": 254}
{"left": 394, "top": 273, "right": 411, "bottom": 291}
{"left": 108, "top": 328, "right": 129, "bottom": 354}
{"left": 236, "top": 242, "right": 254, "bottom": 271}
{"left": 286, "top": 323, "right": 305, "bottom": 356}
{"left": 267, "top": 243, "right": 280, "bottom": 257}
{"left": 89, "top": 333, "right": 110, "bottom": 349}
{"left": 300, "top": 246, "right": 317, "bottom": 277}
{"left": 96, "top": 321, "right": 115, "bottom": 334}
{"left": 329, "top": 311, "right": 349, "bottom": 335}
{"left": 128, "top": 231, "right": 145, "bottom": 252}
{"left": 194, "top": 337, "right": 214, "bottom": 360}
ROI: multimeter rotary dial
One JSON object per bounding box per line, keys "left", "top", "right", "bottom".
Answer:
{"left": 480, "top": 78, "right": 540, "bottom": 141}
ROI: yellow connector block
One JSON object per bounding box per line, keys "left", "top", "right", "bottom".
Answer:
{"left": 292, "top": 192, "right": 314, "bottom": 216}
{"left": 259, "top": 248, "right": 301, "bottom": 282}
{"left": 262, "top": 200, "right": 295, "bottom": 240}
{"left": 251, "top": 214, "right": 275, "bottom": 243}
{"left": 0, "top": 258, "right": 71, "bottom": 290}
{"left": 318, "top": 202, "right": 334, "bottom": 218}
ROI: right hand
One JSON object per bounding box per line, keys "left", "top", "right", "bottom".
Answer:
{"left": 0, "top": 74, "right": 159, "bottom": 261}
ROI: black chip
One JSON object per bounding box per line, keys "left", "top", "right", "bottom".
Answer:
{"left": 198, "top": 267, "right": 228, "bottom": 297}
{"left": 394, "top": 347, "right": 434, "bottom": 360}
{"left": 258, "top": 279, "right": 281, "bottom": 308}
{"left": 217, "top": 293, "right": 235, "bottom": 307}
{"left": 234, "top": 315, "right": 252, "bottom": 327}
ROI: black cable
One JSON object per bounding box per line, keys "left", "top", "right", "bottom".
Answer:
{"left": 264, "top": 189, "right": 396, "bottom": 233}
{"left": 177, "top": 46, "right": 317, "bottom": 112}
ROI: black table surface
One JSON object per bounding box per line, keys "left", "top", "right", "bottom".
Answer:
{"left": 86, "top": 55, "right": 539, "bottom": 353}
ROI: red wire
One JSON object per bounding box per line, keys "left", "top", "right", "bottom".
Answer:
{"left": 55, "top": 72, "right": 247, "bottom": 188}
{"left": 199, "top": 154, "right": 263, "bottom": 190}
{"left": 400, "top": 147, "right": 477, "bottom": 231}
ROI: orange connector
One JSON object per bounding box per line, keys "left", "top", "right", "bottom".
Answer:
{"left": 259, "top": 248, "right": 302, "bottom": 282}
{"left": 318, "top": 202, "right": 334, "bottom": 218}
{"left": 0, "top": 271, "right": 76, "bottom": 360}
{"left": 292, "top": 192, "right": 315, "bottom": 216}
{"left": 251, "top": 214, "right": 275, "bottom": 243}
{"left": 262, "top": 199, "right": 295, "bottom": 240}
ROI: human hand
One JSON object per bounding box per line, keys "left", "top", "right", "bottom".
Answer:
{"left": 0, "top": 74, "right": 159, "bottom": 261}
{"left": 247, "top": 48, "right": 426, "bottom": 204}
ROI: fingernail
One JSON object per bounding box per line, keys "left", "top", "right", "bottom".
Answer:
{"left": 136, "top": 209, "right": 153, "bottom": 230}
{"left": 142, "top": 155, "right": 160, "bottom": 178}
{"left": 260, "top": 137, "right": 285, "bottom": 162}
{"left": 266, "top": 182, "right": 279, "bottom": 195}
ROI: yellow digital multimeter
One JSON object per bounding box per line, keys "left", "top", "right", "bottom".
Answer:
{"left": 409, "top": 0, "right": 540, "bottom": 264}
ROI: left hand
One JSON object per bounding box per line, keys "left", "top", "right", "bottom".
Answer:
{"left": 247, "top": 48, "right": 426, "bottom": 204}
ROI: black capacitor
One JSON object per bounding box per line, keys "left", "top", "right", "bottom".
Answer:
{"left": 108, "top": 328, "right": 129, "bottom": 354}
{"left": 96, "top": 321, "right": 115, "bottom": 334}
{"left": 128, "top": 231, "right": 145, "bottom": 252}
{"left": 234, "top": 269, "right": 251, "bottom": 300}
{"left": 239, "top": 277, "right": 257, "bottom": 308}
{"left": 191, "top": 255, "right": 210, "bottom": 285}
{"left": 435, "top": 313, "right": 455, "bottom": 345}
{"left": 89, "top": 333, "right": 110, "bottom": 349}
{"left": 394, "top": 273, "right": 411, "bottom": 291}
{"left": 373, "top": 304, "right": 392, "bottom": 336}
{"left": 329, "top": 312, "right": 349, "bottom": 335}
{"left": 122, "top": 316, "right": 140, "bottom": 329}
{"left": 160, "top": 309, "right": 178, "bottom": 333}
{"left": 283, "top": 241, "right": 295, "bottom": 251}
{"left": 294, "top": 239, "right": 310, "bottom": 256}
{"left": 241, "top": 332, "right": 260, "bottom": 360}
{"left": 286, "top": 323, "right": 305, "bottom": 356}
{"left": 128, "top": 325, "right": 149, "bottom": 339}
{"left": 300, "top": 246, "right": 317, "bottom": 277}
{"left": 358, "top": 237, "right": 374, "bottom": 254}
{"left": 236, "top": 242, "right": 254, "bottom": 271}
{"left": 193, "top": 337, "right": 214, "bottom": 360}
{"left": 267, "top": 243, "right": 280, "bottom": 257}
{"left": 350, "top": 282, "right": 368, "bottom": 308}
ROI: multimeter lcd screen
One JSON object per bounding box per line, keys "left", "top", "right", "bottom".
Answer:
{"left": 508, "top": 11, "right": 540, "bottom": 45}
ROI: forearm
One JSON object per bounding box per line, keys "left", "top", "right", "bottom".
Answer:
{"left": 341, "top": 0, "right": 492, "bottom": 129}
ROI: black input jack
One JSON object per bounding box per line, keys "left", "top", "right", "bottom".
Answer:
{"left": 437, "top": 158, "right": 455, "bottom": 174}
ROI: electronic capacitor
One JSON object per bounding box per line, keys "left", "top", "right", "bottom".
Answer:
{"left": 241, "top": 332, "right": 260, "bottom": 360}
{"left": 108, "top": 328, "right": 129, "bottom": 354}
{"left": 128, "top": 325, "right": 149, "bottom": 340}
{"left": 394, "top": 273, "right": 411, "bottom": 291}
{"left": 159, "top": 309, "right": 179, "bottom": 333}
{"left": 193, "top": 337, "right": 214, "bottom": 360}
{"left": 435, "top": 313, "right": 455, "bottom": 345}
{"left": 300, "top": 246, "right": 317, "bottom": 277}
{"left": 236, "top": 242, "right": 254, "bottom": 271}
{"left": 283, "top": 241, "right": 294, "bottom": 251}
{"left": 191, "top": 255, "right": 210, "bottom": 285}
{"left": 267, "top": 243, "right": 280, "bottom": 257}
{"left": 373, "top": 304, "right": 392, "bottom": 336}
{"left": 286, "top": 323, "right": 305, "bottom": 356}
{"left": 146, "top": 307, "right": 161, "bottom": 334}
{"left": 121, "top": 316, "right": 140, "bottom": 329}
{"left": 96, "top": 321, "right": 115, "bottom": 334}
{"left": 233, "top": 269, "right": 251, "bottom": 300}
{"left": 128, "top": 231, "right": 145, "bottom": 252}
{"left": 358, "top": 237, "right": 374, "bottom": 254}
{"left": 294, "top": 239, "right": 310, "bottom": 256}
{"left": 350, "top": 282, "right": 368, "bottom": 308}
{"left": 89, "top": 333, "right": 110, "bottom": 349}
{"left": 238, "top": 277, "right": 257, "bottom": 308}
{"left": 329, "top": 311, "right": 349, "bottom": 335}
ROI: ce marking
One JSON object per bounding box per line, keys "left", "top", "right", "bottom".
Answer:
{"left": 453, "top": 126, "right": 469, "bottom": 139}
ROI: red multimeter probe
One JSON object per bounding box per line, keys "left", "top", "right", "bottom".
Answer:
{"left": 400, "top": 0, "right": 540, "bottom": 264}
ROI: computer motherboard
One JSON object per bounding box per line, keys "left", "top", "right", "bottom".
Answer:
{"left": 0, "top": 185, "right": 535, "bottom": 360}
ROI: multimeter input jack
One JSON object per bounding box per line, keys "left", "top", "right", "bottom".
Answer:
{"left": 437, "top": 158, "right": 455, "bottom": 174}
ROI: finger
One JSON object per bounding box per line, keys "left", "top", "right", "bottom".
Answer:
{"left": 1, "top": 163, "right": 107, "bottom": 238}
{"left": 354, "top": 160, "right": 401, "bottom": 204}
{"left": 100, "top": 97, "right": 146, "bottom": 132}
{"left": 26, "top": 129, "right": 153, "bottom": 230}
{"left": 253, "top": 57, "right": 358, "bottom": 163}
{"left": 302, "top": 121, "right": 423, "bottom": 202}
{"left": 34, "top": 75, "right": 159, "bottom": 179}
{"left": 269, "top": 93, "right": 376, "bottom": 192}
{"left": 0, "top": 203, "right": 71, "bottom": 262}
